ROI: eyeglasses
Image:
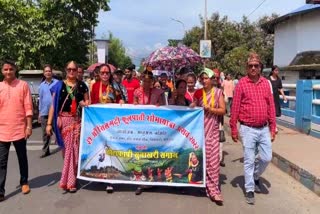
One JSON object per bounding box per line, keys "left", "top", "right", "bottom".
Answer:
{"left": 248, "top": 64, "right": 260, "bottom": 69}
{"left": 100, "top": 72, "right": 110, "bottom": 75}
{"left": 67, "top": 68, "right": 77, "bottom": 72}
{"left": 3, "top": 68, "right": 15, "bottom": 72}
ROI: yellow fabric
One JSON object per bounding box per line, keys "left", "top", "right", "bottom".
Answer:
{"left": 202, "top": 88, "right": 215, "bottom": 108}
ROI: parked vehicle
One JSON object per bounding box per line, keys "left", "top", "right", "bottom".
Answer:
{"left": 18, "top": 70, "right": 63, "bottom": 121}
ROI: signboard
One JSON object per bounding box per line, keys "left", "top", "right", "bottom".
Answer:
{"left": 200, "top": 40, "right": 212, "bottom": 58}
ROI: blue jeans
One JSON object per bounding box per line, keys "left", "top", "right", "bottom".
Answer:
{"left": 239, "top": 125, "right": 272, "bottom": 193}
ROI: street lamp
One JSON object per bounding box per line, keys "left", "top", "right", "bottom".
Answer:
{"left": 170, "top": 18, "right": 186, "bottom": 34}
{"left": 170, "top": 18, "right": 186, "bottom": 46}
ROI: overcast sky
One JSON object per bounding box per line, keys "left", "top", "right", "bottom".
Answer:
{"left": 95, "top": 0, "right": 306, "bottom": 65}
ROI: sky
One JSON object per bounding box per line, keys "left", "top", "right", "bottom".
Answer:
{"left": 95, "top": 0, "right": 306, "bottom": 65}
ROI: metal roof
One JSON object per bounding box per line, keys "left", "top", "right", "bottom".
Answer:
{"left": 262, "top": 4, "right": 320, "bottom": 33}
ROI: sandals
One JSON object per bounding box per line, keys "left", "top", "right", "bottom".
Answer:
{"left": 69, "top": 187, "right": 77, "bottom": 193}
{"left": 135, "top": 187, "right": 142, "bottom": 195}
{"left": 210, "top": 195, "right": 224, "bottom": 206}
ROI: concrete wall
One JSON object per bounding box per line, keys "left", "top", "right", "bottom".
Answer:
{"left": 274, "top": 10, "right": 320, "bottom": 67}
{"left": 281, "top": 70, "right": 300, "bottom": 84}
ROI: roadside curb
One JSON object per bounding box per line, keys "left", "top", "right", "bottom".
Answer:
{"left": 223, "top": 119, "right": 320, "bottom": 197}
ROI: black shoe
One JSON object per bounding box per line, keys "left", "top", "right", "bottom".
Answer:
{"left": 0, "top": 194, "right": 4, "bottom": 202}
{"left": 245, "top": 191, "right": 255, "bottom": 205}
{"left": 254, "top": 179, "right": 262, "bottom": 193}
{"left": 40, "top": 152, "right": 50, "bottom": 158}
{"left": 220, "top": 161, "right": 226, "bottom": 167}
{"left": 106, "top": 185, "right": 113, "bottom": 193}
{"left": 135, "top": 187, "right": 142, "bottom": 195}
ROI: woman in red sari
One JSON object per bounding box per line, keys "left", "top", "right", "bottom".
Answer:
{"left": 91, "top": 64, "right": 123, "bottom": 104}
{"left": 46, "top": 61, "right": 89, "bottom": 193}
{"left": 192, "top": 69, "right": 226, "bottom": 204}
{"left": 90, "top": 64, "right": 122, "bottom": 193}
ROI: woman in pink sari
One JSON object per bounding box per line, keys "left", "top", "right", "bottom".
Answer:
{"left": 192, "top": 69, "right": 226, "bottom": 204}
{"left": 133, "top": 71, "right": 165, "bottom": 195}
{"left": 133, "top": 71, "right": 165, "bottom": 106}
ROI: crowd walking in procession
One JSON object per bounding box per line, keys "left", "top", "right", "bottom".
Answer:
{"left": 0, "top": 50, "right": 279, "bottom": 206}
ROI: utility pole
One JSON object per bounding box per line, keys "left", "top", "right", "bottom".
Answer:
{"left": 203, "top": 0, "right": 208, "bottom": 68}
{"left": 204, "top": 0, "right": 208, "bottom": 40}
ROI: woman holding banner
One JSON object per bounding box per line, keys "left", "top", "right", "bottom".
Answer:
{"left": 90, "top": 64, "right": 120, "bottom": 193}
{"left": 168, "top": 79, "right": 191, "bottom": 106}
{"left": 46, "top": 61, "right": 89, "bottom": 193}
{"left": 133, "top": 71, "right": 165, "bottom": 106}
{"left": 191, "top": 69, "right": 226, "bottom": 205}
{"left": 91, "top": 64, "right": 118, "bottom": 104}
{"left": 133, "top": 71, "right": 165, "bottom": 195}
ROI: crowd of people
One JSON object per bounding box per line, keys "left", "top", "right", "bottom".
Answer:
{"left": 0, "top": 51, "right": 283, "bottom": 205}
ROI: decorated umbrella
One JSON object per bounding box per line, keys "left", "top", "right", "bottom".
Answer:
{"left": 87, "top": 63, "right": 116, "bottom": 73}
{"left": 143, "top": 45, "right": 202, "bottom": 71}
{"left": 151, "top": 70, "right": 171, "bottom": 76}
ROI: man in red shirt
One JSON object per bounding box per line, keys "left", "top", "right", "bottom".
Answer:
{"left": 122, "top": 64, "right": 140, "bottom": 104}
{"left": 230, "top": 52, "right": 276, "bottom": 205}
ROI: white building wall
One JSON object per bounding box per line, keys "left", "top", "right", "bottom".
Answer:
{"left": 274, "top": 10, "right": 320, "bottom": 67}
{"left": 281, "top": 70, "right": 300, "bottom": 84}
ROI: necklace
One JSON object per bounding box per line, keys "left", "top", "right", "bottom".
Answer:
{"left": 99, "top": 82, "right": 110, "bottom": 104}
{"left": 202, "top": 87, "right": 215, "bottom": 108}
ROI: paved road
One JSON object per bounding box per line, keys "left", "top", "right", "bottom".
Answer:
{"left": 1, "top": 127, "right": 320, "bottom": 214}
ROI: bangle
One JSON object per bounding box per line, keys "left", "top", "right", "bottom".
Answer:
{"left": 27, "top": 127, "right": 32, "bottom": 130}
{"left": 47, "top": 124, "right": 52, "bottom": 126}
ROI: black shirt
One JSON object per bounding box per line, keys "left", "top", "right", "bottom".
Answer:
{"left": 58, "top": 81, "right": 88, "bottom": 113}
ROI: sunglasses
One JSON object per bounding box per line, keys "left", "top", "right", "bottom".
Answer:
{"left": 248, "top": 64, "right": 260, "bottom": 68}
{"left": 100, "top": 72, "right": 110, "bottom": 75}
{"left": 67, "top": 68, "right": 77, "bottom": 72}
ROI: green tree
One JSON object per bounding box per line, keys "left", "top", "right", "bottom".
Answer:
{"left": 183, "top": 12, "right": 277, "bottom": 76}
{"left": 167, "top": 39, "right": 182, "bottom": 47}
{"left": 108, "top": 33, "right": 132, "bottom": 69}
{"left": 0, "top": 0, "right": 110, "bottom": 70}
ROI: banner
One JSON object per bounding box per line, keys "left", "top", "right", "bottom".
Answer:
{"left": 78, "top": 104, "right": 205, "bottom": 187}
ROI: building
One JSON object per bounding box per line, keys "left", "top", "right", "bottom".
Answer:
{"left": 263, "top": 3, "right": 320, "bottom": 83}
{"left": 94, "top": 39, "right": 110, "bottom": 63}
